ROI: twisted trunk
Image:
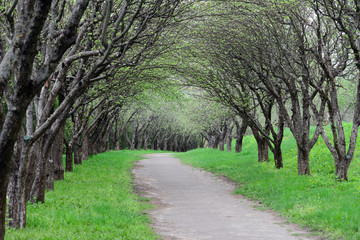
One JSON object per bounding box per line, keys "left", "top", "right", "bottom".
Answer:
{"left": 251, "top": 127, "right": 268, "bottom": 162}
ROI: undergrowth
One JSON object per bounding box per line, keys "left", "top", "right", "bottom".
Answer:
{"left": 175, "top": 124, "right": 360, "bottom": 240}
{"left": 5, "top": 150, "right": 161, "bottom": 240}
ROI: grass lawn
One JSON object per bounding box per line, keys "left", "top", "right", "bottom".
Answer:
{"left": 5, "top": 150, "right": 161, "bottom": 240}
{"left": 175, "top": 125, "right": 360, "bottom": 240}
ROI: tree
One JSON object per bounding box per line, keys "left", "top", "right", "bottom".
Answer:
{"left": 307, "top": 0, "right": 360, "bottom": 180}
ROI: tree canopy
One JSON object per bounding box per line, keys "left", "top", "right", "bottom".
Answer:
{"left": 1, "top": 1, "right": 360, "bottom": 239}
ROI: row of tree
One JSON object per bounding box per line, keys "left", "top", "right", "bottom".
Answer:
{"left": 171, "top": 0, "right": 360, "bottom": 180}
{"left": 110, "top": 92, "right": 205, "bottom": 152}
{"left": 0, "top": 1, "right": 191, "bottom": 239}
{"left": 3, "top": 0, "right": 360, "bottom": 239}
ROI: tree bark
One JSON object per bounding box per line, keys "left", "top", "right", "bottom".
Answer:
{"left": 218, "top": 123, "right": 227, "bottom": 151}
{"left": 7, "top": 129, "right": 24, "bottom": 229}
{"left": 7, "top": 102, "right": 39, "bottom": 229}
{"left": 29, "top": 139, "right": 48, "bottom": 203}
{"left": 151, "top": 137, "right": 156, "bottom": 150}
{"left": 143, "top": 133, "right": 149, "bottom": 150}
{"left": 31, "top": 108, "right": 71, "bottom": 204}
{"left": 82, "top": 133, "right": 89, "bottom": 161}
{"left": 52, "top": 126, "right": 65, "bottom": 180}
{"left": 226, "top": 124, "right": 233, "bottom": 152}
{"left": 234, "top": 119, "right": 247, "bottom": 153}
{"left": 169, "top": 137, "right": 174, "bottom": 152}
{"left": 137, "top": 134, "right": 143, "bottom": 150}
{"left": 334, "top": 155, "right": 351, "bottom": 181}
{"left": 273, "top": 141, "right": 283, "bottom": 169}
{"left": 297, "top": 147, "right": 310, "bottom": 175}
{"left": 257, "top": 138, "right": 268, "bottom": 163}
{"left": 114, "top": 118, "right": 119, "bottom": 150}
{"left": 235, "top": 138, "right": 243, "bottom": 153}
{"left": 218, "top": 138, "right": 225, "bottom": 151}
{"left": 174, "top": 134, "right": 179, "bottom": 152}
{"left": 156, "top": 130, "right": 163, "bottom": 150}
{"left": 251, "top": 127, "right": 268, "bottom": 162}
{"left": 65, "top": 143, "right": 73, "bottom": 172}
{"left": 46, "top": 153, "right": 55, "bottom": 191}
{"left": 208, "top": 134, "right": 219, "bottom": 149}
{"left": 73, "top": 142, "right": 82, "bottom": 165}
{"left": 25, "top": 143, "right": 39, "bottom": 203}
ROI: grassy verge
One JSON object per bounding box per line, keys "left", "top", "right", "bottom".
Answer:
{"left": 174, "top": 127, "right": 360, "bottom": 240}
{"left": 5, "top": 150, "right": 161, "bottom": 240}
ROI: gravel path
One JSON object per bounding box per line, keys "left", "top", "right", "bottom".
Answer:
{"left": 133, "top": 153, "right": 317, "bottom": 240}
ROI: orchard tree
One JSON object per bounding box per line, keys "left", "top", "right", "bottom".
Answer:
{"left": 306, "top": 0, "right": 360, "bottom": 180}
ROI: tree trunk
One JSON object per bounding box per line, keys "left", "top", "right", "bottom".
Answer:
{"left": 163, "top": 137, "right": 168, "bottom": 151}
{"left": 25, "top": 143, "right": 39, "bottom": 202}
{"left": 218, "top": 123, "right": 227, "bottom": 151}
{"left": 143, "top": 134, "right": 149, "bottom": 150}
{"left": 87, "top": 140, "right": 95, "bottom": 156}
{"left": 157, "top": 132, "right": 163, "bottom": 150}
{"left": 226, "top": 134, "right": 232, "bottom": 152}
{"left": 250, "top": 125, "right": 269, "bottom": 162}
{"left": 29, "top": 140, "right": 48, "bottom": 203}
{"left": 82, "top": 133, "right": 89, "bottom": 161}
{"left": 96, "top": 139, "right": 103, "bottom": 153}
{"left": 169, "top": 138, "right": 174, "bottom": 151}
{"left": 130, "top": 131, "right": 136, "bottom": 151}
{"left": 235, "top": 138, "right": 243, "bottom": 153}
{"left": 234, "top": 120, "right": 247, "bottom": 153}
{"left": 0, "top": 105, "right": 33, "bottom": 240}
{"left": 32, "top": 108, "right": 70, "bottom": 202}
{"left": 114, "top": 140, "right": 120, "bottom": 150}
{"left": 297, "top": 147, "right": 310, "bottom": 175}
{"left": 0, "top": 177, "right": 8, "bottom": 240}
{"left": 10, "top": 148, "right": 32, "bottom": 230}
{"left": 0, "top": 98, "right": 5, "bottom": 235}
{"left": 333, "top": 155, "right": 351, "bottom": 181}
{"left": 218, "top": 138, "right": 225, "bottom": 151}
{"left": 183, "top": 136, "right": 189, "bottom": 152}
{"left": 174, "top": 135, "right": 179, "bottom": 152}
{"left": 106, "top": 136, "right": 110, "bottom": 151}
{"left": 52, "top": 126, "right": 65, "bottom": 180}
{"left": 113, "top": 118, "right": 119, "bottom": 150}
{"left": 137, "top": 134, "right": 143, "bottom": 150}
{"left": 257, "top": 138, "right": 268, "bottom": 162}
{"left": 180, "top": 135, "right": 187, "bottom": 152}
{"left": 209, "top": 135, "right": 219, "bottom": 149}
{"left": 46, "top": 154, "right": 55, "bottom": 191}
{"left": 8, "top": 105, "right": 40, "bottom": 229}
{"left": 73, "top": 142, "right": 82, "bottom": 165}
{"left": 151, "top": 139, "right": 156, "bottom": 150}
{"left": 253, "top": 131, "right": 268, "bottom": 162}
{"left": 7, "top": 129, "right": 24, "bottom": 229}
{"left": 65, "top": 144, "right": 73, "bottom": 172}
{"left": 161, "top": 131, "right": 168, "bottom": 151}
{"left": 273, "top": 141, "right": 283, "bottom": 169}
{"left": 199, "top": 137, "right": 205, "bottom": 148}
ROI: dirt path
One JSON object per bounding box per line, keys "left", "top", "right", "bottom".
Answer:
{"left": 133, "top": 153, "right": 317, "bottom": 240}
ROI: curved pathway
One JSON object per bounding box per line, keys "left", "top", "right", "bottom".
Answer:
{"left": 133, "top": 153, "right": 316, "bottom": 240}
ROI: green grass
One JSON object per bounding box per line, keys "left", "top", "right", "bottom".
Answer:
{"left": 5, "top": 150, "right": 163, "bottom": 240}
{"left": 175, "top": 125, "right": 360, "bottom": 240}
